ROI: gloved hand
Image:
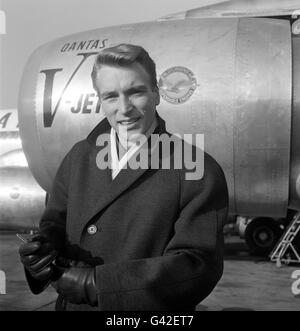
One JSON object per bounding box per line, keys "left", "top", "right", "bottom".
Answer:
{"left": 19, "top": 234, "right": 57, "bottom": 281}
{"left": 51, "top": 263, "right": 97, "bottom": 307}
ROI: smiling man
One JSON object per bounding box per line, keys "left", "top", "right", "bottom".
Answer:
{"left": 95, "top": 59, "right": 159, "bottom": 150}
{"left": 19, "top": 44, "right": 229, "bottom": 311}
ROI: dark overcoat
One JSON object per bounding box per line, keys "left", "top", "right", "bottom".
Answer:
{"left": 28, "top": 116, "right": 228, "bottom": 311}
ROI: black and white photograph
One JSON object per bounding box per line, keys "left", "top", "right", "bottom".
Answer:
{"left": 0, "top": 0, "right": 300, "bottom": 314}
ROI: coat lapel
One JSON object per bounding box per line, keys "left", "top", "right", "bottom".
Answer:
{"left": 75, "top": 116, "right": 166, "bottom": 241}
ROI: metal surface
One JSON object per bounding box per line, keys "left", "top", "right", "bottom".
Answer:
{"left": 0, "top": 109, "right": 21, "bottom": 156}
{"left": 0, "top": 165, "right": 46, "bottom": 230}
{"left": 18, "top": 17, "right": 292, "bottom": 217}
{"left": 0, "top": 149, "right": 28, "bottom": 167}
{"left": 0, "top": 108, "right": 46, "bottom": 230}
{"left": 233, "top": 18, "right": 291, "bottom": 216}
{"left": 0, "top": 132, "right": 22, "bottom": 157}
{"left": 290, "top": 36, "right": 300, "bottom": 210}
{"left": 159, "top": 0, "right": 300, "bottom": 20}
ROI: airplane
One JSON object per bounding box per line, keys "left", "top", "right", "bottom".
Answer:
{"left": 14, "top": 0, "right": 300, "bottom": 255}
{"left": 0, "top": 108, "right": 46, "bottom": 230}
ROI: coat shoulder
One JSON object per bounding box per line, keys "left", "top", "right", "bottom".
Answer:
{"left": 177, "top": 143, "right": 228, "bottom": 208}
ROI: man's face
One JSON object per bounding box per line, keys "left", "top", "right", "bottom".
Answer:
{"left": 95, "top": 62, "right": 159, "bottom": 142}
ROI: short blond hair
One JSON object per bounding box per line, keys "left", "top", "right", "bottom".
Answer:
{"left": 91, "top": 44, "right": 157, "bottom": 93}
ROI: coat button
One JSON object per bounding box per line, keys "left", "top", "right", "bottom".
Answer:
{"left": 87, "top": 224, "right": 97, "bottom": 235}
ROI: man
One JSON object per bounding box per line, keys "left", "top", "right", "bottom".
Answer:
{"left": 19, "top": 44, "right": 228, "bottom": 311}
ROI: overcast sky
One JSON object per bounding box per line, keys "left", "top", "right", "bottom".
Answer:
{"left": 0, "top": 0, "right": 211, "bottom": 109}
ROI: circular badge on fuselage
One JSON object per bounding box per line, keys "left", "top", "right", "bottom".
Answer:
{"left": 158, "top": 66, "right": 197, "bottom": 104}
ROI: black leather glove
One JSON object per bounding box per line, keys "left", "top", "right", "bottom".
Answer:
{"left": 19, "top": 234, "right": 57, "bottom": 281}
{"left": 51, "top": 263, "right": 97, "bottom": 307}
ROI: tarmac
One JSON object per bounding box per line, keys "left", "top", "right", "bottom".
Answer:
{"left": 0, "top": 231, "right": 300, "bottom": 311}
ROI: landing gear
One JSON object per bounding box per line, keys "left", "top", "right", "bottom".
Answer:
{"left": 244, "top": 218, "right": 283, "bottom": 256}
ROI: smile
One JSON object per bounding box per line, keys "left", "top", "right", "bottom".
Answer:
{"left": 118, "top": 118, "right": 140, "bottom": 125}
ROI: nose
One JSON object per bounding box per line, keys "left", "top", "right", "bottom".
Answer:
{"left": 118, "top": 95, "right": 133, "bottom": 115}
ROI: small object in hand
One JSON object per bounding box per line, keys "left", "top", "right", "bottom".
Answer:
{"left": 16, "top": 233, "right": 36, "bottom": 243}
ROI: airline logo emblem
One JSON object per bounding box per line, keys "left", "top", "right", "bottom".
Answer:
{"left": 158, "top": 66, "right": 197, "bottom": 104}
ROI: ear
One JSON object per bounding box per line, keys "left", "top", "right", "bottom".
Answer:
{"left": 153, "top": 87, "right": 160, "bottom": 106}
{"left": 95, "top": 92, "right": 105, "bottom": 116}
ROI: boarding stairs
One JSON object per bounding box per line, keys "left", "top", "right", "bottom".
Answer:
{"left": 270, "top": 211, "right": 300, "bottom": 267}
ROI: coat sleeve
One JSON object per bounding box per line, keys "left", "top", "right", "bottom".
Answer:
{"left": 95, "top": 154, "right": 229, "bottom": 310}
{"left": 24, "top": 148, "right": 72, "bottom": 294}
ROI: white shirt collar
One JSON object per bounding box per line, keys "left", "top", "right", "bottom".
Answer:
{"left": 110, "top": 116, "right": 158, "bottom": 180}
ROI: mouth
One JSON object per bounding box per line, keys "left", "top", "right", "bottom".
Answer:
{"left": 118, "top": 118, "right": 140, "bottom": 126}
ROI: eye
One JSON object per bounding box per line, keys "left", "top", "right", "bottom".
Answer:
{"left": 131, "top": 89, "right": 145, "bottom": 96}
{"left": 102, "top": 94, "right": 117, "bottom": 102}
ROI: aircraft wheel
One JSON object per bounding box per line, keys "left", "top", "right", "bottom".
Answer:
{"left": 244, "top": 218, "right": 282, "bottom": 256}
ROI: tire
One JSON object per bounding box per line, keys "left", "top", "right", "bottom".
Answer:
{"left": 244, "top": 218, "right": 282, "bottom": 256}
